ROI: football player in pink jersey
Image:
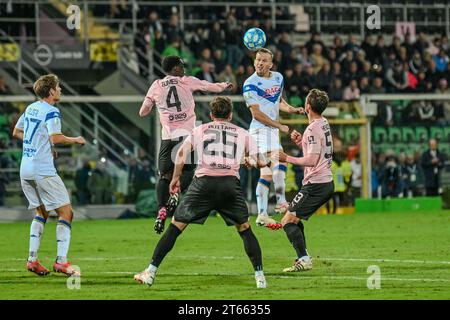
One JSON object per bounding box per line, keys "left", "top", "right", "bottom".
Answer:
{"left": 134, "top": 97, "right": 268, "bottom": 289}
{"left": 277, "top": 89, "right": 334, "bottom": 272}
{"left": 139, "top": 56, "right": 233, "bottom": 234}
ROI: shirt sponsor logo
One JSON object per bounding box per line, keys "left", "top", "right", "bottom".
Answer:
{"left": 23, "top": 147, "right": 37, "bottom": 157}
{"left": 168, "top": 112, "right": 187, "bottom": 122}
{"left": 209, "top": 162, "right": 231, "bottom": 169}
{"left": 265, "top": 85, "right": 281, "bottom": 96}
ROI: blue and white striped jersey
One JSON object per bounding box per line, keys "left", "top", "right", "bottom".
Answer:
{"left": 243, "top": 71, "right": 284, "bottom": 130}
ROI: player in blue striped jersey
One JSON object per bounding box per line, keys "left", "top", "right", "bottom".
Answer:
{"left": 13, "top": 74, "right": 85, "bottom": 277}
{"left": 243, "top": 48, "right": 304, "bottom": 227}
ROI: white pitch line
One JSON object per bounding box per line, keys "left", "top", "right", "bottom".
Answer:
{"left": 2, "top": 269, "right": 450, "bottom": 283}
{"left": 317, "top": 257, "right": 450, "bottom": 265}
{"left": 2, "top": 256, "right": 450, "bottom": 265}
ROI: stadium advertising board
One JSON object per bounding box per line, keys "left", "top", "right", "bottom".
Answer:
{"left": 22, "top": 43, "right": 90, "bottom": 69}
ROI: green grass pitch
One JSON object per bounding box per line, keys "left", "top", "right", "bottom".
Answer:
{"left": 0, "top": 210, "right": 449, "bottom": 300}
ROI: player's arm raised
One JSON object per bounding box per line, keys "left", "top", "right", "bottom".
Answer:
{"left": 139, "top": 82, "right": 157, "bottom": 117}
{"left": 248, "top": 104, "right": 290, "bottom": 133}
{"left": 279, "top": 97, "right": 305, "bottom": 115}
{"left": 170, "top": 139, "right": 194, "bottom": 194}
{"left": 189, "top": 77, "right": 234, "bottom": 93}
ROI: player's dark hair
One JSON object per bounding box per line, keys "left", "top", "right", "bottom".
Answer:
{"left": 307, "top": 89, "right": 329, "bottom": 115}
{"left": 209, "top": 96, "right": 233, "bottom": 119}
{"left": 256, "top": 48, "right": 274, "bottom": 60}
{"left": 162, "top": 55, "right": 184, "bottom": 73}
{"left": 33, "top": 74, "right": 59, "bottom": 99}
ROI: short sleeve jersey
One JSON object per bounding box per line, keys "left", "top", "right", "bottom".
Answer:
{"left": 302, "top": 117, "right": 333, "bottom": 184}
{"left": 143, "top": 75, "right": 228, "bottom": 139}
{"left": 15, "top": 101, "right": 61, "bottom": 180}
{"left": 186, "top": 121, "right": 258, "bottom": 178}
{"left": 242, "top": 71, "right": 284, "bottom": 130}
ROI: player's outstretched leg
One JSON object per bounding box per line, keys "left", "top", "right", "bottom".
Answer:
{"left": 27, "top": 206, "right": 50, "bottom": 276}
{"left": 272, "top": 163, "right": 289, "bottom": 214}
{"left": 237, "top": 223, "right": 266, "bottom": 288}
{"left": 155, "top": 173, "right": 172, "bottom": 232}
{"left": 135, "top": 221, "right": 186, "bottom": 286}
{"left": 255, "top": 177, "right": 277, "bottom": 227}
{"left": 53, "top": 204, "right": 79, "bottom": 276}
{"left": 281, "top": 212, "right": 312, "bottom": 272}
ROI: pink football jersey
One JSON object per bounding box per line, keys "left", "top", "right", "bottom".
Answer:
{"left": 140, "top": 75, "right": 229, "bottom": 139}
{"left": 302, "top": 117, "right": 333, "bottom": 184}
{"left": 186, "top": 121, "right": 258, "bottom": 178}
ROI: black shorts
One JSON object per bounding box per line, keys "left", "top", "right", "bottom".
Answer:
{"left": 174, "top": 176, "right": 249, "bottom": 226}
{"left": 158, "top": 137, "right": 195, "bottom": 175}
{"left": 288, "top": 181, "right": 334, "bottom": 220}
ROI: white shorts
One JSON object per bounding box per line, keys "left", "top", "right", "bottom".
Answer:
{"left": 21, "top": 175, "right": 71, "bottom": 211}
{"left": 249, "top": 127, "right": 283, "bottom": 154}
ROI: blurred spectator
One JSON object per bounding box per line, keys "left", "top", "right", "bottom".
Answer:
{"left": 415, "top": 32, "right": 429, "bottom": 58}
{"left": 165, "top": 14, "right": 182, "bottom": 43}
{"left": 372, "top": 35, "right": 386, "bottom": 65}
{"left": 402, "top": 154, "right": 425, "bottom": 197}
{"left": 332, "top": 35, "right": 345, "bottom": 58}
{"left": 212, "top": 49, "right": 227, "bottom": 74}
{"left": 343, "top": 79, "right": 360, "bottom": 101}
{"left": 404, "top": 63, "right": 418, "bottom": 90}
{"left": 349, "top": 153, "right": 362, "bottom": 205}
{"left": 207, "top": 22, "right": 226, "bottom": 50}
{"left": 217, "top": 64, "right": 238, "bottom": 94}
{"left": 277, "top": 32, "right": 293, "bottom": 59}
{"left": 359, "top": 76, "right": 370, "bottom": 94}
{"left": 416, "top": 101, "right": 436, "bottom": 123}
{"left": 415, "top": 69, "right": 431, "bottom": 93}
{"left": 234, "top": 65, "right": 246, "bottom": 94}
{"left": 388, "top": 36, "right": 402, "bottom": 59}
{"left": 426, "top": 60, "right": 441, "bottom": 89}
{"left": 310, "top": 44, "right": 327, "bottom": 73}
{"left": 420, "top": 139, "right": 446, "bottom": 196}
{"left": 127, "top": 158, "right": 140, "bottom": 202}
{"left": 340, "top": 50, "right": 355, "bottom": 76}
{"left": 146, "top": 11, "right": 163, "bottom": 39}
{"left": 189, "top": 26, "right": 207, "bottom": 58}
{"left": 432, "top": 49, "right": 449, "bottom": 73}
{"left": 315, "top": 62, "right": 332, "bottom": 91}
{"left": 380, "top": 155, "right": 403, "bottom": 198}
{"left": 344, "top": 34, "right": 360, "bottom": 54}
{"left": 134, "top": 24, "right": 149, "bottom": 78}
{"left": 329, "top": 77, "right": 344, "bottom": 101}
{"left": 296, "top": 46, "right": 310, "bottom": 67}
{"left": 435, "top": 78, "right": 450, "bottom": 126}
{"left": 361, "top": 34, "right": 375, "bottom": 63}
{"left": 88, "top": 162, "right": 114, "bottom": 204}
{"left": 298, "top": 65, "right": 316, "bottom": 99}
{"left": 331, "top": 61, "right": 343, "bottom": 81}
{"left": 343, "top": 61, "right": 359, "bottom": 85}
{"left": 195, "top": 61, "right": 216, "bottom": 82}
{"left": 305, "top": 32, "right": 326, "bottom": 55}
{"left": 111, "top": 0, "right": 132, "bottom": 19}
{"left": 327, "top": 152, "right": 351, "bottom": 213}
{"left": 75, "top": 161, "right": 92, "bottom": 205}
{"left": 409, "top": 50, "right": 425, "bottom": 75}
{"left": 385, "top": 61, "right": 408, "bottom": 92}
